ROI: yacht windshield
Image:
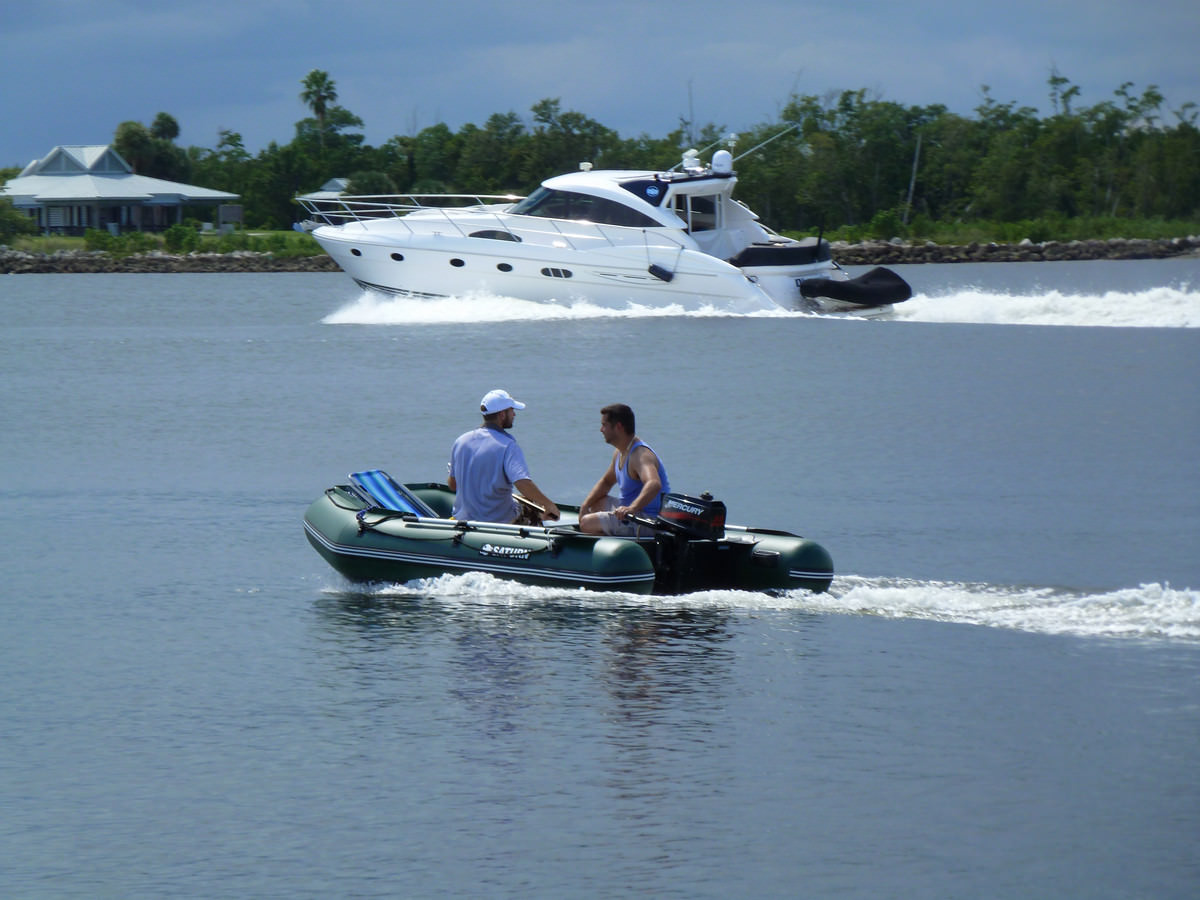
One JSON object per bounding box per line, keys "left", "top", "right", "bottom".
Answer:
{"left": 510, "top": 188, "right": 661, "bottom": 227}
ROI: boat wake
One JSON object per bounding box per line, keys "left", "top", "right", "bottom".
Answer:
{"left": 322, "top": 288, "right": 782, "bottom": 325}
{"left": 329, "top": 573, "right": 1200, "bottom": 643}
{"left": 894, "top": 284, "right": 1200, "bottom": 328}
{"left": 323, "top": 284, "right": 1200, "bottom": 328}
{"left": 815, "top": 577, "right": 1200, "bottom": 641}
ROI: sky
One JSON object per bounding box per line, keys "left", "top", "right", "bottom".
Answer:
{"left": 3, "top": 0, "right": 1198, "bottom": 169}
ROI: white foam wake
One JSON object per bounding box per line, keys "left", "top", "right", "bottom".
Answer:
{"left": 322, "top": 289, "right": 784, "bottom": 325}
{"left": 322, "top": 285, "right": 1200, "bottom": 328}
{"left": 816, "top": 577, "right": 1200, "bottom": 641}
{"left": 894, "top": 285, "right": 1200, "bottom": 328}
{"left": 335, "top": 573, "right": 1200, "bottom": 643}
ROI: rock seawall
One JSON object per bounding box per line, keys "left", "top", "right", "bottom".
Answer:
{"left": 2, "top": 236, "right": 1198, "bottom": 274}
{"left": 831, "top": 235, "right": 1200, "bottom": 265}
{"left": 0, "top": 249, "right": 341, "bottom": 274}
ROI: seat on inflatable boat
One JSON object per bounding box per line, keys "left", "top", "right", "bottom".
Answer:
{"left": 350, "top": 469, "right": 438, "bottom": 517}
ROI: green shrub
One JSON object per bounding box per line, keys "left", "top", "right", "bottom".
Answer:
{"left": 907, "top": 214, "right": 934, "bottom": 239}
{"left": 287, "top": 232, "right": 322, "bottom": 256}
{"left": 866, "top": 208, "right": 905, "bottom": 241}
{"left": 164, "top": 224, "right": 199, "bottom": 253}
{"left": 215, "top": 230, "right": 250, "bottom": 252}
{"left": 84, "top": 228, "right": 114, "bottom": 251}
{"left": 124, "top": 230, "right": 159, "bottom": 253}
{"left": 0, "top": 198, "right": 37, "bottom": 242}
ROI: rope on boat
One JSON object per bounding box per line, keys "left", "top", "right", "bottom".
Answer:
{"left": 354, "top": 507, "right": 419, "bottom": 534}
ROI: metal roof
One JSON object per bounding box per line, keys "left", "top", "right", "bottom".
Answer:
{"left": 3, "top": 145, "right": 239, "bottom": 205}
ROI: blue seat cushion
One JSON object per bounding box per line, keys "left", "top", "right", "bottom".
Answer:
{"left": 350, "top": 469, "right": 438, "bottom": 516}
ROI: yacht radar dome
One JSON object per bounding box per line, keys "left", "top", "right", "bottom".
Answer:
{"left": 579, "top": 161, "right": 593, "bottom": 171}
{"left": 712, "top": 149, "right": 733, "bottom": 175}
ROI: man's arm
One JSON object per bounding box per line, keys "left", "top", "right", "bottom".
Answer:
{"left": 513, "top": 478, "right": 560, "bottom": 520}
{"left": 578, "top": 455, "right": 618, "bottom": 516}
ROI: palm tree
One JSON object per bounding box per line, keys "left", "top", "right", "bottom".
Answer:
{"left": 300, "top": 69, "right": 338, "bottom": 150}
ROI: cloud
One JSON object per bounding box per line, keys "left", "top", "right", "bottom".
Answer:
{"left": 3, "top": 0, "right": 1197, "bottom": 168}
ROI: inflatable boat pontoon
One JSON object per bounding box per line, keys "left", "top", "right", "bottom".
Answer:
{"left": 303, "top": 470, "right": 834, "bottom": 594}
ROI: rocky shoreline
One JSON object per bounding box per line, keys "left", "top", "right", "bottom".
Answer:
{"left": 2, "top": 235, "right": 1198, "bottom": 274}
{"left": 830, "top": 235, "right": 1200, "bottom": 265}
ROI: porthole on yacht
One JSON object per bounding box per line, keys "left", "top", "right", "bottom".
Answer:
{"left": 390, "top": 252, "right": 404, "bottom": 261}
{"left": 540, "top": 267, "right": 573, "bottom": 279}
{"left": 497, "top": 263, "right": 513, "bottom": 272}
{"left": 450, "top": 258, "right": 465, "bottom": 267}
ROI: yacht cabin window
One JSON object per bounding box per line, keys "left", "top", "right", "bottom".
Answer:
{"left": 510, "top": 188, "right": 660, "bottom": 228}
{"left": 671, "top": 193, "right": 721, "bottom": 232}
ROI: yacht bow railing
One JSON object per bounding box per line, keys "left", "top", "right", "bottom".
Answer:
{"left": 295, "top": 194, "right": 692, "bottom": 255}
{"left": 295, "top": 193, "right": 524, "bottom": 227}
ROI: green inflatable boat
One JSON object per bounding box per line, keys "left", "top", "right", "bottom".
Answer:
{"left": 303, "top": 470, "right": 833, "bottom": 594}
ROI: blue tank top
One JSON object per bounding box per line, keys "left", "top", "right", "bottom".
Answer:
{"left": 614, "top": 439, "right": 670, "bottom": 518}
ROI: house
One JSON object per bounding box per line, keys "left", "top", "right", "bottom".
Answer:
{"left": 1, "top": 145, "right": 240, "bottom": 235}
{"left": 297, "top": 177, "right": 351, "bottom": 202}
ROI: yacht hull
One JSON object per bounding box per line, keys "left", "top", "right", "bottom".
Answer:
{"left": 313, "top": 227, "right": 870, "bottom": 312}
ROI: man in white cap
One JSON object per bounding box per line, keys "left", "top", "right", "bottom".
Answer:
{"left": 447, "top": 389, "right": 561, "bottom": 523}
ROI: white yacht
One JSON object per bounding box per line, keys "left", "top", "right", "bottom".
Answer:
{"left": 296, "top": 149, "right": 911, "bottom": 313}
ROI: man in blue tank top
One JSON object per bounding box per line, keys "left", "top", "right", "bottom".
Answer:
{"left": 579, "top": 403, "right": 670, "bottom": 536}
{"left": 447, "top": 389, "right": 560, "bottom": 523}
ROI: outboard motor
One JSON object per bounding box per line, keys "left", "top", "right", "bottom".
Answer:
{"left": 648, "top": 492, "right": 733, "bottom": 593}
{"left": 656, "top": 492, "right": 726, "bottom": 540}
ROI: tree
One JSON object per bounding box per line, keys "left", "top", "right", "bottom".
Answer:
{"left": 968, "top": 91, "right": 1041, "bottom": 220}
{"left": 455, "top": 112, "right": 526, "bottom": 191}
{"left": 905, "top": 110, "right": 981, "bottom": 222}
{"left": 146, "top": 73, "right": 1198, "bottom": 235}
{"left": 376, "top": 135, "right": 417, "bottom": 192}
{"left": 190, "top": 129, "right": 252, "bottom": 196}
{"left": 345, "top": 170, "right": 397, "bottom": 195}
{"left": 114, "top": 121, "right": 156, "bottom": 172}
{"left": 151, "top": 112, "right": 180, "bottom": 142}
{"left": 114, "top": 116, "right": 191, "bottom": 182}
{"left": 300, "top": 69, "right": 338, "bottom": 151}
{"left": 523, "top": 98, "right": 619, "bottom": 183}
{"left": 411, "top": 123, "right": 459, "bottom": 192}
{"left": 293, "top": 105, "right": 365, "bottom": 174}
{"left": 242, "top": 141, "right": 322, "bottom": 228}
{"left": 0, "top": 196, "right": 38, "bottom": 241}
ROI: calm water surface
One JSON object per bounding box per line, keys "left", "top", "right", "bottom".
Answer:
{"left": 2, "top": 262, "right": 1198, "bottom": 898}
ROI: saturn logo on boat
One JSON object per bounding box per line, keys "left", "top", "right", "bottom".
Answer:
{"left": 480, "top": 543, "right": 531, "bottom": 560}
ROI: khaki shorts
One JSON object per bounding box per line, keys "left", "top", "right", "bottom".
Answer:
{"left": 591, "top": 496, "right": 656, "bottom": 537}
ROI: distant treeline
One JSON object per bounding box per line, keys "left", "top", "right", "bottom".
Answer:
{"left": 6, "top": 70, "right": 1198, "bottom": 239}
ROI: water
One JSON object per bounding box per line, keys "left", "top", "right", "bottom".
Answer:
{"left": 2, "top": 260, "right": 1198, "bottom": 898}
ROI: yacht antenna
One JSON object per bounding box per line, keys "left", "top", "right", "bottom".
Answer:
{"left": 732, "top": 123, "right": 800, "bottom": 163}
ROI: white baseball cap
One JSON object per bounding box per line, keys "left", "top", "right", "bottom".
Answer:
{"left": 480, "top": 389, "right": 526, "bottom": 414}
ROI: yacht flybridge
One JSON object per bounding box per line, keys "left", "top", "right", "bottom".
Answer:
{"left": 296, "top": 149, "right": 912, "bottom": 314}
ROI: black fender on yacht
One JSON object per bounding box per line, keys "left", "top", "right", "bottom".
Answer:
{"left": 799, "top": 266, "right": 913, "bottom": 309}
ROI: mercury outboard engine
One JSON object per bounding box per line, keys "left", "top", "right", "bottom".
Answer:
{"left": 656, "top": 492, "right": 726, "bottom": 539}
{"left": 647, "top": 493, "right": 732, "bottom": 592}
